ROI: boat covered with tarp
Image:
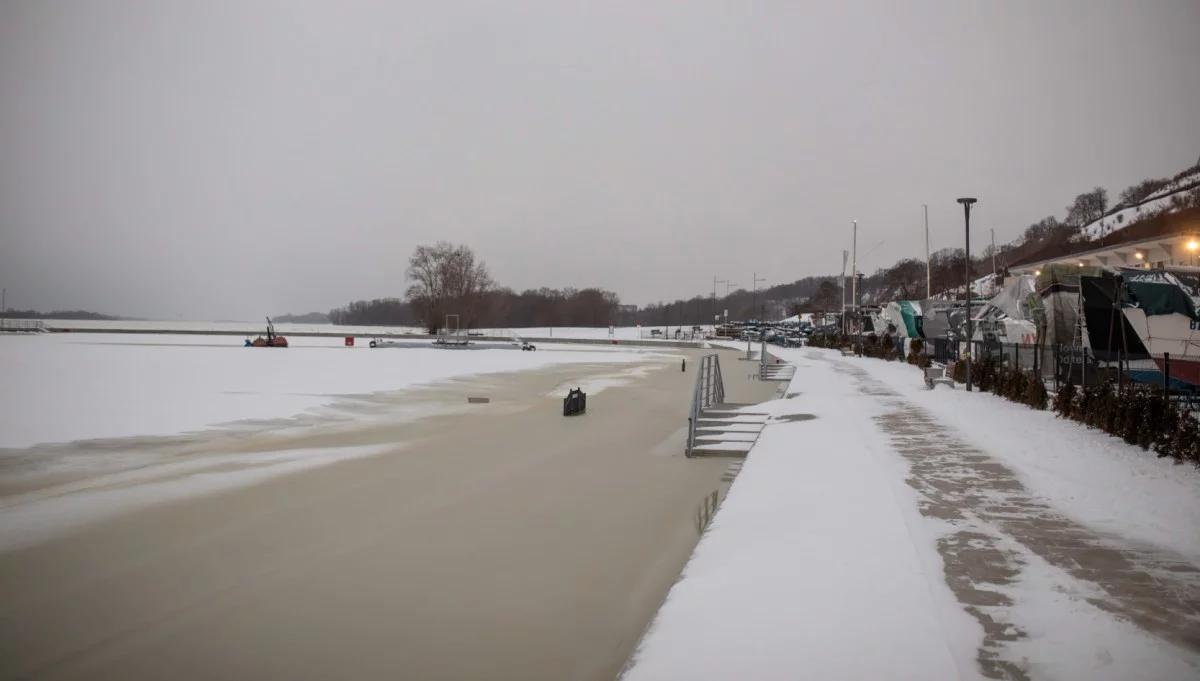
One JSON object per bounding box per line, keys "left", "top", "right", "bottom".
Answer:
{"left": 1030, "top": 264, "right": 1105, "bottom": 349}
{"left": 1071, "top": 267, "right": 1200, "bottom": 388}
{"left": 881, "top": 300, "right": 923, "bottom": 339}
{"left": 971, "top": 274, "right": 1038, "bottom": 345}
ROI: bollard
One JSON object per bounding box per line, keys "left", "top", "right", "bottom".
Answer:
{"left": 682, "top": 358, "right": 687, "bottom": 372}
{"left": 563, "top": 388, "right": 587, "bottom": 416}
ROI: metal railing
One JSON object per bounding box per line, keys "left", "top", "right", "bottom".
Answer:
{"left": 686, "top": 353, "right": 725, "bottom": 457}
{"left": 928, "top": 338, "right": 1200, "bottom": 399}
{"left": 0, "top": 319, "right": 47, "bottom": 332}
{"left": 757, "top": 340, "right": 797, "bottom": 380}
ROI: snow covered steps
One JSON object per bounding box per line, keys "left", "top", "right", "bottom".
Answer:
{"left": 689, "top": 404, "right": 771, "bottom": 458}
{"left": 759, "top": 363, "right": 795, "bottom": 381}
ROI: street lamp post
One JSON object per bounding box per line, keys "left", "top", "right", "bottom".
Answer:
{"left": 958, "top": 197, "right": 978, "bottom": 391}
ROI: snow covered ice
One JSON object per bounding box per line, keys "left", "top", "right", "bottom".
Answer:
{"left": 0, "top": 331, "right": 668, "bottom": 448}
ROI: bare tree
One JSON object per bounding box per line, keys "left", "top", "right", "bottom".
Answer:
{"left": 1065, "top": 187, "right": 1108, "bottom": 227}
{"left": 883, "top": 258, "right": 925, "bottom": 299}
{"left": 406, "top": 242, "right": 494, "bottom": 333}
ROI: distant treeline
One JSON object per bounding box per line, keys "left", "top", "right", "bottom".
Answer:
{"left": 0, "top": 309, "right": 124, "bottom": 320}
{"left": 324, "top": 288, "right": 621, "bottom": 329}
{"left": 272, "top": 311, "right": 331, "bottom": 324}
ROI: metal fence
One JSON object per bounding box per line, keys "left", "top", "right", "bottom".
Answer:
{"left": 686, "top": 353, "right": 725, "bottom": 457}
{"left": 926, "top": 338, "right": 1197, "bottom": 397}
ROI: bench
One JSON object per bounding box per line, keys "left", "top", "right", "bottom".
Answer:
{"left": 924, "top": 366, "right": 955, "bottom": 390}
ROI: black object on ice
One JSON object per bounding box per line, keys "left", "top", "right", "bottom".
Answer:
{"left": 681, "top": 358, "right": 686, "bottom": 372}
{"left": 563, "top": 388, "right": 586, "bottom": 416}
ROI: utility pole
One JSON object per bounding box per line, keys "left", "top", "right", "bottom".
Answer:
{"left": 851, "top": 220, "right": 858, "bottom": 335}
{"left": 923, "top": 205, "right": 931, "bottom": 298}
{"left": 958, "top": 197, "right": 978, "bottom": 391}
{"left": 752, "top": 273, "right": 767, "bottom": 321}
{"left": 1, "top": 288, "right": 5, "bottom": 332}
{"left": 713, "top": 276, "right": 725, "bottom": 330}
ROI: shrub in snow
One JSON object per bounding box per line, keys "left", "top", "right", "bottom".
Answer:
{"left": 1024, "top": 372, "right": 1048, "bottom": 410}
{"left": 1053, "top": 382, "right": 1077, "bottom": 417}
{"left": 1047, "top": 380, "right": 1199, "bottom": 466}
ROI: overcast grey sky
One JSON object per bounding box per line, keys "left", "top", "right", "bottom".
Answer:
{"left": 2, "top": 1, "right": 1198, "bottom": 320}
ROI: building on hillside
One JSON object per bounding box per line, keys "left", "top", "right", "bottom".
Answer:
{"left": 1009, "top": 206, "right": 1200, "bottom": 275}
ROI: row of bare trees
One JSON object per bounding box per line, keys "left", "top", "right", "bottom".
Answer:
{"left": 325, "top": 242, "right": 621, "bottom": 331}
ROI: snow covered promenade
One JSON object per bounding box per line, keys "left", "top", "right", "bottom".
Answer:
{"left": 623, "top": 348, "right": 1200, "bottom": 680}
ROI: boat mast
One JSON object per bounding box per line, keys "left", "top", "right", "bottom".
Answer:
{"left": 923, "top": 205, "right": 931, "bottom": 298}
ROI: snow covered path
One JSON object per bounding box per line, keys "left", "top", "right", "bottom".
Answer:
{"left": 623, "top": 348, "right": 1200, "bottom": 680}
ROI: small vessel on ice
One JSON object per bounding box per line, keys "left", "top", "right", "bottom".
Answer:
{"left": 245, "top": 317, "right": 288, "bottom": 348}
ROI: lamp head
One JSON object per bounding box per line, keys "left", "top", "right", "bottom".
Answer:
{"left": 957, "top": 197, "right": 977, "bottom": 206}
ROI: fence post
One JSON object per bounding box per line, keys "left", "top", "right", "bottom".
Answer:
{"left": 1163, "top": 352, "right": 1171, "bottom": 397}
{"left": 1053, "top": 345, "right": 1059, "bottom": 392}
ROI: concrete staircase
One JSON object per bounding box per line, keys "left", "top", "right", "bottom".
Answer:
{"left": 688, "top": 403, "right": 771, "bottom": 457}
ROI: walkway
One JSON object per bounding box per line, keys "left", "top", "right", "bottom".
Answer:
{"left": 623, "top": 348, "right": 1200, "bottom": 680}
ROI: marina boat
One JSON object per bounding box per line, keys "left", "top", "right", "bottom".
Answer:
{"left": 1071, "top": 266, "right": 1200, "bottom": 388}
{"left": 246, "top": 318, "right": 288, "bottom": 348}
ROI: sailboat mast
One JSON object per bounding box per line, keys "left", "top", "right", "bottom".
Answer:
{"left": 923, "top": 204, "right": 930, "bottom": 297}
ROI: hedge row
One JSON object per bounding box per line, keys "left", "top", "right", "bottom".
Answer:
{"left": 1053, "top": 382, "right": 1200, "bottom": 464}
{"left": 949, "top": 357, "right": 1048, "bottom": 410}
{"left": 812, "top": 333, "right": 1198, "bottom": 465}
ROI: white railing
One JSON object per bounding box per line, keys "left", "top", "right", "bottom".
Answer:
{"left": 686, "top": 353, "right": 725, "bottom": 456}
{"left": 0, "top": 319, "right": 47, "bottom": 332}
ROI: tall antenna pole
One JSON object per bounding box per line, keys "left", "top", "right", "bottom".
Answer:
{"left": 752, "top": 272, "right": 767, "bottom": 320}
{"left": 923, "top": 204, "right": 931, "bottom": 298}
{"left": 712, "top": 276, "right": 721, "bottom": 328}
